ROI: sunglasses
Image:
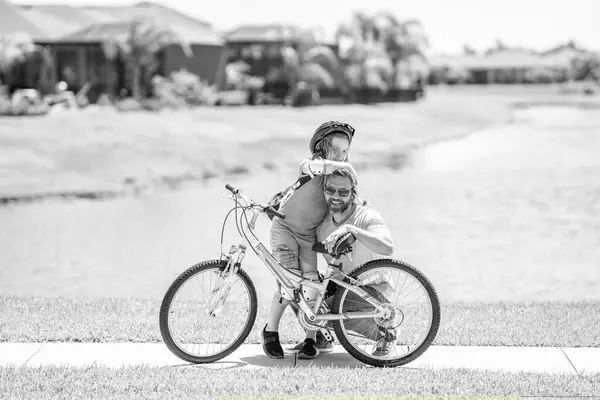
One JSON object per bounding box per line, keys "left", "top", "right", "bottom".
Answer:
{"left": 325, "top": 186, "right": 351, "bottom": 197}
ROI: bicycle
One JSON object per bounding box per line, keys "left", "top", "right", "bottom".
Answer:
{"left": 159, "top": 183, "right": 441, "bottom": 368}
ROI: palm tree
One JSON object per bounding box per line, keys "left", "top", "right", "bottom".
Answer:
{"left": 571, "top": 53, "right": 600, "bottom": 84}
{"left": 0, "top": 32, "right": 55, "bottom": 95}
{"left": 335, "top": 13, "right": 393, "bottom": 96}
{"left": 336, "top": 11, "right": 430, "bottom": 94}
{"left": 271, "top": 29, "right": 341, "bottom": 105}
{"left": 371, "top": 13, "right": 429, "bottom": 90}
{"left": 101, "top": 17, "right": 193, "bottom": 100}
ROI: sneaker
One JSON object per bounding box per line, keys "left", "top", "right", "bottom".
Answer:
{"left": 260, "top": 324, "right": 284, "bottom": 359}
{"left": 297, "top": 338, "right": 320, "bottom": 360}
{"left": 286, "top": 332, "right": 334, "bottom": 353}
{"left": 372, "top": 328, "right": 396, "bottom": 357}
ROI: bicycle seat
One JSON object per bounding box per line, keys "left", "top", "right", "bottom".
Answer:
{"left": 312, "top": 232, "right": 356, "bottom": 257}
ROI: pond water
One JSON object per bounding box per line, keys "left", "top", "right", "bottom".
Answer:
{"left": 1, "top": 106, "right": 599, "bottom": 303}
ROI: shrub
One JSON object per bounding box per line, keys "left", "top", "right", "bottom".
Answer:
{"left": 165, "top": 69, "right": 219, "bottom": 105}
{"left": 0, "top": 89, "right": 49, "bottom": 116}
{"left": 115, "top": 98, "right": 144, "bottom": 112}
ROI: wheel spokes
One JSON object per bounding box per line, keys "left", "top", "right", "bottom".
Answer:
{"left": 339, "top": 266, "right": 435, "bottom": 361}
{"left": 167, "top": 268, "right": 252, "bottom": 358}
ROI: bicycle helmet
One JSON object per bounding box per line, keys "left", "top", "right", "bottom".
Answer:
{"left": 309, "top": 121, "right": 356, "bottom": 154}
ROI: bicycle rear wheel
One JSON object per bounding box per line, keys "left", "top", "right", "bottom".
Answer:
{"left": 331, "top": 259, "right": 441, "bottom": 368}
{"left": 159, "top": 259, "right": 257, "bottom": 363}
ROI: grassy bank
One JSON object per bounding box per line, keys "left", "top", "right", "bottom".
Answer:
{"left": 2, "top": 296, "right": 598, "bottom": 347}
{"left": 0, "top": 89, "right": 527, "bottom": 199}
{"left": 1, "top": 365, "right": 598, "bottom": 399}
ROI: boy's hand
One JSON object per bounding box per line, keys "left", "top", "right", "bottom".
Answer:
{"left": 273, "top": 245, "right": 297, "bottom": 267}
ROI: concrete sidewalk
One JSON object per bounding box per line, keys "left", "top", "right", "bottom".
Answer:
{"left": 1, "top": 343, "right": 598, "bottom": 374}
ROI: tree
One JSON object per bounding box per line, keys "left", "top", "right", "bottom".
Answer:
{"left": 267, "top": 29, "right": 340, "bottom": 106}
{"left": 335, "top": 11, "right": 430, "bottom": 94}
{"left": 463, "top": 44, "right": 477, "bottom": 55}
{"left": 102, "top": 17, "right": 193, "bottom": 100}
{"left": 335, "top": 12, "right": 393, "bottom": 94}
{"left": 0, "top": 32, "right": 55, "bottom": 95}
{"left": 571, "top": 53, "right": 600, "bottom": 84}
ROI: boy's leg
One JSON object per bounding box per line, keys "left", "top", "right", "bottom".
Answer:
{"left": 295, "top": 233, "right": 326, "bottom": 359}
{"left": 288, "top": 279, "right": 337, "bottom": 353}
{"left": 262, "top": 223, "right": 301, "bottom": 358}
{"left": 266, "top": 222, "right": 303, "bottom": 331}
{"left": 265, "top": 289, "right": 291, "bottom": 331}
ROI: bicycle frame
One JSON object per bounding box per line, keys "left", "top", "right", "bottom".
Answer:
{"left": 219, "top": 194, "right": 392, "bottom": 324}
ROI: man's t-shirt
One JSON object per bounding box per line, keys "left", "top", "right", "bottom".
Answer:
{"left": 316, "top": 205, "right": 393, "bottom": 274}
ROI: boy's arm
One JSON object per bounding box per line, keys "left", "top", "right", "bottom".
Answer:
{"left": 300, "top": 158, "right": 356, "bottom": 177}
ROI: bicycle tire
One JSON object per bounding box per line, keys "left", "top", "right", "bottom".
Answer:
{"left": 331, "top": 259, "right": 441, "bottom": 368}
{"left": 159, "top": 259, "right": 258, "bottom": 364}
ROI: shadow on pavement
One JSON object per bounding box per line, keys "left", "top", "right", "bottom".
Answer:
{"left": 239, "top": 354, "right": 296, "bottom": 368}
{"left": 171, "top": 361, "right": 250, "bottom": 370}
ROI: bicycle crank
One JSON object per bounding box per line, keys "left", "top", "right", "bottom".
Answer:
{"left": 297, "top": 309, "right": 329, "bottom": 331}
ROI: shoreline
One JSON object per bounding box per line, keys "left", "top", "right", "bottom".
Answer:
{"left": 1, "top": 95, "right": 595, "bottom": 206}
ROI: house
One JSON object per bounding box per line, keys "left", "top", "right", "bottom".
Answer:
{"left": 224, "top": 24, "right": 337, "bottom": 75}
{"left": 4, "top": 1, "right": 226, "bottom": 97}
{"left": 224, "top": 24, "right": 304, "bottom": 77}
{"left": 429, "top": 47, "right": 575, "bottom": 84}
{"left": 223, "top": 23, "right": 339, "bottom": 98}
{"left": 540, "top": 41, "right": 589, "bottom": 73}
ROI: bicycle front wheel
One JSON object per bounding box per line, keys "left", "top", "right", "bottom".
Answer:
{"left": 159, "top": 259, "right": 258, "bottom": 364}
{"left": 331, "top": 259, "right": 441, "bottom": 368}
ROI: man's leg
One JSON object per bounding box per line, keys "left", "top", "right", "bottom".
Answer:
{"left": 340, "top": 282, "right": 397, "bottom": 356}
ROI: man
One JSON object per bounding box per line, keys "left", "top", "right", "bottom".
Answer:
{"left": 277, "top": 168, "right": 395, "bottom": 359}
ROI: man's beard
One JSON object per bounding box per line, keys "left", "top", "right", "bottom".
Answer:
{"left": 328, "top": 197, "right": 352, "bottom": 214}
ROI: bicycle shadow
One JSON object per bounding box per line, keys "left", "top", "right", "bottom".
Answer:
{"left": 167, "top": 345, "right": 428, "bottom": 370}
{"left": 293, "top": 350, "right": 428, "bottom": 370}
{"left": 242, "top": 348, "right": 426, "bottom": 369}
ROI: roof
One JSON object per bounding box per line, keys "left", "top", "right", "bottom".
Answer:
{"left": 17, "top": 6, "right": 87, "bottom": 38}
{"left": 60, "top": 19, "right": 223, "bottom": 46}
{"left": 0, "top": 0, "right": 47, "bottom": 39}
{"left": 541, "top": 41, "right": 588, "bottom": 56}
{"left": 225, "top": 24, "right": 301, "bottom": 43}
{"left": 13, "top": 1, "right": 222, "bottom": 45}
{"left": 430, "top": 50, "right": 571, "bottom": 70}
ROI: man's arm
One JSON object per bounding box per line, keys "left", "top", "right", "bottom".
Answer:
{"left": 324, "top": 210, "right": 394, "bottom": 256}
{"left": 346, "top": 223, "right": 394, "bottom": 256}
{"left": 323, "top": 210, "right": 394, "bottom": 256}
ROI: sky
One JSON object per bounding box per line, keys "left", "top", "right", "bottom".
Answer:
{"left": 17, "top": 0, "right": 599, "bottom": 54}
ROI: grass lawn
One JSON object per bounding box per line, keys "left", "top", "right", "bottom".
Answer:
{"left": 1, "top": 365, "right": 599, "bottom": 399}
{"left": 1, "top": 296, "right": 599, "bottom": 347}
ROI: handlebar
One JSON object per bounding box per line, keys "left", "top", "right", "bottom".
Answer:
{"left": 225, "top": 183, "right": 237, "bottom": 194}
{"left": 225, "top": 184, "right": 286, "bottom": 220}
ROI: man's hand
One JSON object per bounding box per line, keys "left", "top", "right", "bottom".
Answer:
{"left": 324, "top": 225, "right": 353, "bottom": 253}
{"left": 272, "top": 245, "right": 297, "bottom": 267}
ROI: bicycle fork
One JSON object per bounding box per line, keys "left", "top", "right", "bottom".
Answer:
{"left": 208, "top": 245, "right": 247, "bottom": 317}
